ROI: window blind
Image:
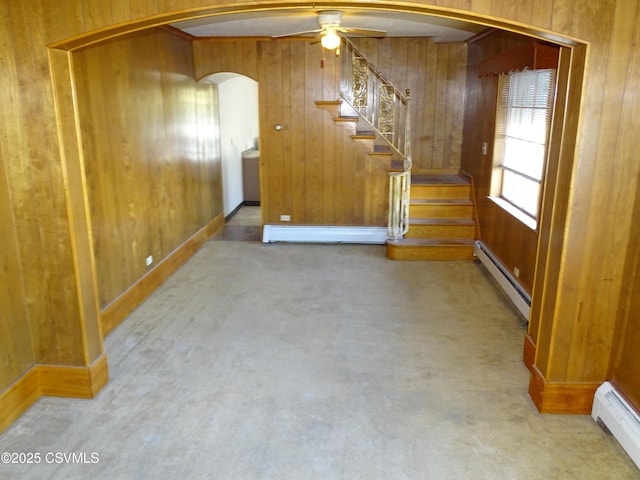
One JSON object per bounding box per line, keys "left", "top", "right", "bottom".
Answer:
{"left": 495, "top": 68, "right": 555, "bottom": 220}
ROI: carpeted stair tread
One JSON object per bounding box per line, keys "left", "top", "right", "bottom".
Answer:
{"left": 411, "top": 174, "right": 469, "bottom": 185}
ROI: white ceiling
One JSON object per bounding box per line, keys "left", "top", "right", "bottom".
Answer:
{"left": 171, "top": 8, "right": 485, "bottom": 43}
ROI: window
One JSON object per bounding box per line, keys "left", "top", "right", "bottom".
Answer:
{"left": 491, "top": 68, "right": 556, "bottom": 229}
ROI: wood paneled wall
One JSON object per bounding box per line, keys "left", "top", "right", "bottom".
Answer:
{"left": 350, "top": 38, "right": 467, "bottom": 171}
{"left": 611, "top": 139, "right": 640, "bottom": 407}
{"left": 461, "top": 31, "right": 556, "bottom": 295}
{"left": 193, "top": 39, "right": 259, "bottom": 81}
{"left": 73, "top": 28, "right": 222, "bottom": 308}
{"left": 257, "top": 40, "right": 389, "bottom": 225}
{"left": 1, "top": 0, "right": 639, "bottom": 419}
{"left": 0, "top": 1, "right": 95, "bottom": 380}
{"left": 194, "top": 37, "right": 467, "bottom": 225}
{"left": 0, "top": 150, "right": 34, "bottom": 388}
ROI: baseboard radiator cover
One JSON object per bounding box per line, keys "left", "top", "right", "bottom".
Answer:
{"left": 592, "top": 381, "right": 640, "bottom": 469}
{"left": 262, "top": 225, "right": 387, "bottom": 244}
{"left": 474, "top": 240, "right": 531, "bottom": 320}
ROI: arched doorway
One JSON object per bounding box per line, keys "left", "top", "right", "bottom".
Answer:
{"left": 199, "top": 73, "right": 260, "bottom": 221}
{"left": 47, "top": 2, "right": 590, "bottom": 415}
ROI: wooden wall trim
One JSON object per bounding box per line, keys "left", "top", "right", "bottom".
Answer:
{"left": 100, "top": 214, "right": 224, "bottom": 336}
{"left": 0, "top": 367, "right": 40, "bottom": 433}
{"left": 528, "top": 365, "right": 599, "bottom": 414}
{"left": 38, "top": 353, "right": 109, "bottom": 399}
{"left": 0, "top": 353, "right": 108, "bottom": 433}
{"left": 523, "top": 333, "right": 536, "bottom": 372}
{"left": 47, "top": 3, "right": 583, "bottom": 52}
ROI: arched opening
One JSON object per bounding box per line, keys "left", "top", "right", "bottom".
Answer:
{"left": 199, "top": 73, "right": 260, "bottom": 223}
{"left": 46, "top": 2, "right": 588, "bottom": 412}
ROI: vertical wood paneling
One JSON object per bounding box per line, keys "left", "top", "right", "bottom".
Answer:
{"left": 0, "top": 8, "right": 27, "bottom": 385}
{"left": 530, "top": 0, "right": 554, "bottom": 29}
{"left": 431, "top": 47, "right": 446, "bottom": 167}
{"left": 461, "top": 30, "right": 557, "bottom": 295}
{"left": 83, "top": 0, "right": 113, "bottom": 32}
{"left": 258, "top": 41, "right": 284, "bottom": 222}
{"left": 3, "top": 1, "right": 87, "bottom": 367}
{"left": 159, "top": 0, "right": 201, "bottom": 13}
{"left": 604, "top": 1, "right": 640, "bottom": 405}
{"left": 304, "top": 42, "right": 323, "bottom": 224}
{"left": 41, "top": 0, "right": 84, "bottom": 41}
{"left": 449, "top": 42, "right": 467, "bottom": 165}
{"left": 350, "top": 37, "right": 467, "bottom": 170}
{"left": 256, "top": 40, "right": 388, "bottom": 226}
{"left": 110, "top": 0, "right": 131, "bottom": 24}
{"left": 285, "top": 42, "right": 302, "bottom": 223}
{"left": 73, "top": 28, "right": 222, "bottom": 307}
{"left": 193, "top": 39, "right": 259, "bottom": 81}
{"left": 544, "top": 0, "right": 623, "bottom": 383}
{"left": 612, "top": 174, "right": 640, "bottom": 406}
{"left": 130, "top": 0, "right": 159, "bottom": 19}
{"left": 0, "top": 151, "right": 34, "bottom": 387}
{"left": 470, "top": 0, "right": 491, "bottom": 14}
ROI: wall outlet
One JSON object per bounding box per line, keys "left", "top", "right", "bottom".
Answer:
{"left": 280, "top": 214, "right": 291, "bottom": 222}
{"left": 513, "top": 266, "right": 520, "bottom": 278}
{"left": 146, "top": 255, "right": 153, "bottom": 267}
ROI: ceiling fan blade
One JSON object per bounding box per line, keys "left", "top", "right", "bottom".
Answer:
{"left": 271, "top": 28, "right": 322, "bottom": 39}
{"left": 339, "top": 27, "right": 387, "bottom": 38}
{"left": 310, "top": 32, "right": 324, "bottom": 45}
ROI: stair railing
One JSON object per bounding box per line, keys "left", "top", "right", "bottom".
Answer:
{"left": 340, "top": 38, "right": 412, "bottom": 238}
{"left": 388, "top": 91, "right": 412, "bottom": 239}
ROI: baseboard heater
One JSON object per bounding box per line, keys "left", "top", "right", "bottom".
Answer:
{"left": 262, "top": 225, "right": 387, "bottom": 244}
{"left": 592, "top": 381, "right": 640, "bottom": 469}
{"left": 474, "top": 240, "right": 531, "bottom": 320}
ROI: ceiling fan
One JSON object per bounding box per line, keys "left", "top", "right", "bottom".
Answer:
{"left": 272, "top": 10, "right": 386, "bottom": 50}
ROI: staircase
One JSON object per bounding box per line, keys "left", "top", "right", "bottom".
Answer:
{"left": 386, "top": 172, "right": 477, "bottom": 260}
{"left": 328, "top": 37, "right": 478, "bottom": 260}
{"left": 315, "top": 100, "right": 400, "bottom": 166}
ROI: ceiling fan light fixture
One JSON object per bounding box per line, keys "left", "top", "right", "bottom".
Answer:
{"left": 321, "top": 29, "right": 341, "bottom": 50}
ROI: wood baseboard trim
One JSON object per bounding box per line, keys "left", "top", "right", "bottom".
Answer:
{"left": 0, "top": 353, "right": 109, "bottom": 433}
{"left": 528, "top": 365, "right": 600, "bottom": 414}
{"left": 0, "top": 367, "right": 40, "bottom": 433}
{"left": 38, "top": 353, "right": 109, "bottom": 398}
{"left": 523, "top": 333, "right": 536, "bottom": 372}
{"left": 100, "top": 214, "right": 224, "bottom": 336}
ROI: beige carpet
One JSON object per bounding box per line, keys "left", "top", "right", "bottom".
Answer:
{"left": 0, "top": 241, "right": 637, "bottom": 479}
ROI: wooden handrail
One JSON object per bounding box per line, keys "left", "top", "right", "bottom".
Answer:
{"left": 459, "top": 169, "right": 482, "bottom": 241}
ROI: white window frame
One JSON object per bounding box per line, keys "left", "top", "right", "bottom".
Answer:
{"left": 490, "top": 68, "right": 556, "bottom": 230}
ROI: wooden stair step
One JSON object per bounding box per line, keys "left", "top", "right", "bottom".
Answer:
{"left": 369, "top": 145, "right": 393, "bottom": 157}
{"left": 387, "top": 238, "right": 475, "bottom": 246}
{"left": 406, "top": 218, "right": 475, "bottom": 239}
{"left": 334, "top": 116, "right": 359, "bottom": 123}
{"left": 315, "top": 100, "right": 342, "bottom": 106}
{"left": 373, "top": 144, "right": 392, "bottom": 152}
{"left": 409, "top": 199, "right": 474, "bottom": 219}
{"left": 387, "top": 159, "right": 404, "bottom": 172}
{"left": 352, "top": 131, "right": 376, "bottom": 140}
{"left": 410, "top": 183, "right": 471, "bottom": 200}
{"left": 410, "top": 217, "right": 475, "bottom": 226}
{"left": 410, "top": 198, "right": 473, "bottom": 206}
{"left": 411, "top": 174, "right": 469, "bottom": 185}
{"left": 386, "top": 238, "right": 475, "bottom": 261}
